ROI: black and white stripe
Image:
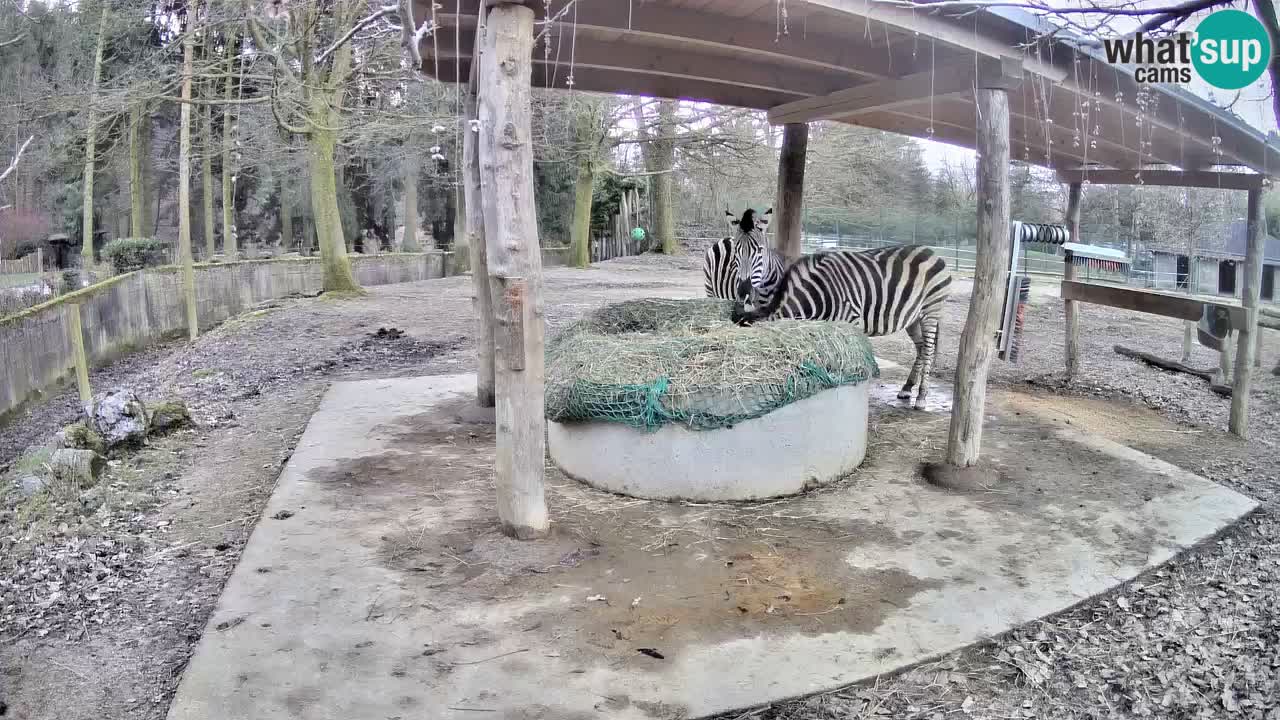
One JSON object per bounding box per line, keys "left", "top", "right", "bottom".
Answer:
{"left": 733, "top": 227, "right": 786, "bottom": 310}
{"left": 731, "top": 245, "right": 952, "bottom": 409}
{"left": 703, "top": 236, "right": 739, "bottom": 300}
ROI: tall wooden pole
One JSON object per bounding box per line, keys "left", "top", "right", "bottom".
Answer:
{"left": 1063, "top": 182, "right": 1082, "bottom": 378}
{"left": 177, "top": 5, "right": 199, "bottom": 341}
{"left": 1229, "top": 186, "right": 1265, "bottom": 437}
{"left": 946, "top": 65, "right": 1016, "bottom": 468}
{"left": 774, "top": 122, "right": 808, "bottom": 262}
{"left": 478, "top": 1, "right": 548, "bottom": 539}
{"left": 464, "top": 7, "right": 495, "bottom": 408}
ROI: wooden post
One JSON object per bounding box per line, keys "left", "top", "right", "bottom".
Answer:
{"left": 774, "top": 122, "right": 809, "bottom": 262}
{"left": 36, "top": 247, "right": 43, "bottom": 272}
{"left": 1216, "top": 329, "right": 1234, "bottom": 385}
{"left": 477, "top": 1, "right": 549, "bottom": 539}
{"left": 946, "top": 64, "right": 1017, "bottom": 468}
{"left": 1255, "top": 329, "right": 1263, "bottom": 368}
{"left": 1230, "top": 186, "right": 1265, "bottom": 437}
{"left": 464, "top": 7, "right": 495, "bottom": 407}
{"left": 1063, "top": 182, "right": 1082, "bottom": 378}
{"left": 1182, "top": 321, "right": 1194, "bottom": 363}
{"left": 67, "top": 303, "right": 92, "bottom": 412}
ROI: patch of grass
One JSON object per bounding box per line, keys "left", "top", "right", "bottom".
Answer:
{"left": 191, "top": 368, "right": 219, "bottom": 379}
{"left": 11, "top": 446, "right": 53, "bottom": 477}
{"left": 0, "top": 272, "right": 41, "bottom": 289}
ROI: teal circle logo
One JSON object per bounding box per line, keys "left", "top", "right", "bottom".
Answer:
{"left": 1192, "top": 9, "right": 1271, "bottom": 90}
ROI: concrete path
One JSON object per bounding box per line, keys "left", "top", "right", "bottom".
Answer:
{"left": 167, "top": 374, "right": 1257, "bottom": 720}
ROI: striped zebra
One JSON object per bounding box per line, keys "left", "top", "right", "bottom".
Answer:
{"left": 702, "top": 207, "right": 776, "bottom": 302}
{"left": 727, "top": 208, "right": 787, "bottom": 310}
{"left": 731, "top": 245, "right": 952, "bottom": 409}
{"left": 703, "top": 236, "right": 738, "bottom": 300}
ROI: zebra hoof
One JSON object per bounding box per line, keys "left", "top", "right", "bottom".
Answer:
{"left": 912, "top": 399, "right": 929, "bottom": 411}
{"left": 896, "top": 390, "right": 913, "bottom": 400}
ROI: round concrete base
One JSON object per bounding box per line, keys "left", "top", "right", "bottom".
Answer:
{"left": 547, "top": 384, "right": 869, "bottom": 502}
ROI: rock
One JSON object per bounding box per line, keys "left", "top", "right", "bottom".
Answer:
{"left": 149, "top": 400, "right": 193, "bottom": 435}
{"left": 58, "top": 421, "right": 107, "bottom": 456}
{"left": 88, "top": 389, "right": 149, "bottom": 450}
{"left": 48, "top": 449, "right": 106, "bottom": 489}
{"left": 17, "top": 475, "right": 45, "bottom": 497}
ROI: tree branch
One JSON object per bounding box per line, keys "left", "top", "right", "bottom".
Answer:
{"left": 317, "top": 3, "right": 398, "bottom": 65}
{"left": 1254, "top": 0, "right": 1280, "bottom": 131}
{"left": 1137, "top": 0, "right": 1234, "bottom": 33}
{"left": 0, "top": 134, "right": 34, "bottom": 185}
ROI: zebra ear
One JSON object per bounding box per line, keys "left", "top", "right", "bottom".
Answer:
{"left": 757, "top": 208, "right": 772, "bottom": 229}
{"left": 725, "top": 210, "right": 739, "bottom": 228}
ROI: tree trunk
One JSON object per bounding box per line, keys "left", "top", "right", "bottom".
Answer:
{"left": 308, "top": 121, "right": 361, "bottom": 293}
{"left": 1063, "top": 182, "right": 1083, "bottom": 378}
{"left": 633, "top": 99, "right": 678, "bottom": 254}
{"left": 477, "top": 2, "right": 548, "bottom": 539}
{"left": 774, "top": 122, "right": 808, "bottom": 262}
{"left": 177, "top": 11, "right": 199, "bottom": 341}
{"left": 653, "top": 100, "right": 677, "bottom": 254}
{"left": 1230, "top": 187, "right": 1265, "bottom": 438}
{"left": 221, "top": 31, "right": 240, "bottom": 258}
{"left": 280, "top": 190, "right": 294, "bottom": 250}
{"left": 464, "top": 35, "right": 494, "bottom": 406}
{"left": 569, "top": 155, "right": 593, "bottom": 268}
{"left": 201, "top": 102, "right": 216, "bottom": 258}
{"left": 946, "top": 87, "right": 1011, "bottom": 468}
{"left": 129, "top": 106, "right": 147, "bottom": 238}
{"left": 402, "top": 157, "right": 420, "bottom": 251}
{"left": 81, "top": 2, "right": 110, "bottom": 266}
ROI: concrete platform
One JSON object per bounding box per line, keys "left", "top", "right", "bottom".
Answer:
{"left": 167, "top": 373, "right": 1258, "bottom": 720}
{"left": 548, "top": 383, "right": 869, "bottom": 502}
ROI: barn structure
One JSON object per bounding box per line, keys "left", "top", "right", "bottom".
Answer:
{"left": 410, "top": 0, "right": 1280, "bottom": 539}
{"left": 1150, "top": 218, "right": 1280, "bottom": 299}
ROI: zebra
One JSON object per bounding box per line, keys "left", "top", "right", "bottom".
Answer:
{"left": 703, "top": 235, "right": 738, "bottom": 300}
{"left": 726, "top": 208, "right": 787, "bottom": 311}
{"left": 702, "top": 207, "right": 775, "bottom": 302}
{"left": 731, "top": 245, "right": 952, "bottom": 409}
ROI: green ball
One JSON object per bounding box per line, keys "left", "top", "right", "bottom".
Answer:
{"left": 631, "top": 227, "right": 646, "bottom": 242}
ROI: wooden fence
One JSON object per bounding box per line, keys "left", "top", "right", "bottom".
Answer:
{"left": 0, "top": 248, "right": 42, "bottom": 275}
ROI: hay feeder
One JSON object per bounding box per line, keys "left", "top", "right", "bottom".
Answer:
{"left": 544, "top": 299, "right": 879, "bottom": 502}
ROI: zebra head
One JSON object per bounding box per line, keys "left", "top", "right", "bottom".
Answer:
{"left": 726, "top": 208, "right": 772, "bottom": 302}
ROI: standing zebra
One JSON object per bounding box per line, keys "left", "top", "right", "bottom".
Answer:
{"left": 702, "top": 207, "right": 776, "bottom": 302}
{"left": 731, "top": 245, "right": 951, "bottom": 409}
{"left": 728, "top": 208, "right": 787, "bottom": 311}
{"left": 703, "top": 235, "right": 738, "bottom": 300}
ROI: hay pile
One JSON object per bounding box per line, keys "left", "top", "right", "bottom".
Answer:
{"left": 545, "top": 298, "right": 879, "bottom": 431}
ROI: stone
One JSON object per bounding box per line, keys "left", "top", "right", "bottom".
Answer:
{"left": 17, "top": 475, "right": 45, "bottom": 497}
{"left": 58, "top": 421, "right": 107, "bottom": 456}
{"left": 88, "top": 389, "right": 150, "bottom": 450}
{"left": 49, "top": 449, "right": 106, "bottom": 489}
{"left": 149, "top": 399, "right": 193, "bottom": 435}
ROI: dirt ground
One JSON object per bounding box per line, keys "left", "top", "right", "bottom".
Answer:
{"left": 2, "top": 250, "right": 1279, "bottom": 720}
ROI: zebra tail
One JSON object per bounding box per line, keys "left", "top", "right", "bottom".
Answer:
{"left": 731, "top": 263, "right": 792, "bottom": 326}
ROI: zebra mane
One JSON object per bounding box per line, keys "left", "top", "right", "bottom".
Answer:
{"left": 738, "top": 209, "right": 757, "bottom": 234}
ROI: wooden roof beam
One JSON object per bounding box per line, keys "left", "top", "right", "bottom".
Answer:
{"left": 427, "top": 27, "right": 856, "bottom": 99}
{"left": 1055, "top": 169, "right": 1267, "bottom": 190}
{"left": 767, "top": 56, "right": 1020, "bottom": 125}
{"left": 429, "top": 1, "right": 904, "bottom": 82}
{"left": 803, "top": 0, "right": 1067, "bottom": 82}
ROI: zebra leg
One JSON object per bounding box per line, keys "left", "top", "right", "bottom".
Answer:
{"left": 914, "top": 314, "right": 941, "bottom": 410}
{"left": 898, "top": 320, "right": 926, "bottom": 400}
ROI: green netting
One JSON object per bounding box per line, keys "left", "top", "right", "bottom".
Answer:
{"left": 545, "top": 298, "right": 880, "bottom": 432}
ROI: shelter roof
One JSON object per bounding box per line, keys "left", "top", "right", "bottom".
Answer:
{"left": 416, "top": 0, "right": 1280, "bottom": 178}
